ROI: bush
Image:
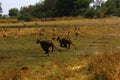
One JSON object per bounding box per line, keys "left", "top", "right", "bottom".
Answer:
{"left": 18, "top": 13, "right": 33, "bottom": 21}
{"left": 84, "top": 8, "right": 96, "bottom": 18}
{"left": 9, "top": 8, "right": 19, "bottom": 17}
{"left": 84, "top": 6, "right": 108, "bottom": 18}
{"left": 113, "top": 8, "right": 120, "bottom": 17}
{"left": 96, "top": 8, "right": 106, "bottom": 18}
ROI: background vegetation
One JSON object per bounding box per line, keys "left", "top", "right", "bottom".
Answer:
{"left": 0, "top": 0, "right": 120, "bottom": 21}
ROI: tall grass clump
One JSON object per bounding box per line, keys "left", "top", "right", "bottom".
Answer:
{"left": 87, "top": 52, "right": 120, "bottom": 80}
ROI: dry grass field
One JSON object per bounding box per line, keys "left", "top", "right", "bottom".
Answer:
{"left": 0, "top": 16, "right": 120, "bottom": 80}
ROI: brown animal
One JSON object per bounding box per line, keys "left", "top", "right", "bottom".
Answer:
{"left": 3, "top": 27, "right": 7, "bottom": 32}
{"left": 75, "top": 31, "right": 79, "bottom": 40}
{"left": 3, "top": 33, "right": 7, "bottom": 40}
{"left": 39, "top": 32, "right": 44, "bottom": 36}
{"left": 57, "top": 36, "right": 76, "bottom": 49}
{"left": 36, "top": 39, "right": 61, "bottom": 56}
{"left": 14, "top": 33, "right": 19, "bottom": 39}
{"left": 52, "top": 28, "right": 57, "bottom": 32}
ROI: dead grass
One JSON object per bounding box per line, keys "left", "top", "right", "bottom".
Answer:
{"left": 0, "top": 17, "right": 119, "bottom": 80}
{"left": 87, "top": 52, "right": 120, "bottom": 80}
{"left": 0, "top": 52, "right": 120, "bottom": 80}
{"left": 0, "top": 17, "right": 120, "bottom": 39}
{"left": 0, "top": 17, "right": 120, "bottom": 36}
{"left": 0, "top": 55, "right": 11, "bottom": 59}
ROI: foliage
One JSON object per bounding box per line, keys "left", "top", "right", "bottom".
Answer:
{"left": 31, "top": 3, "right": 46, "bottom": 18}
{"left": 18, "top": 13, "right": 33, "bottom": 21}
{"left": 44, "top": 0, "right": 58, "bottom": 17}
{"left": 74, "top": 0, "right": 92, "bottom": 15}
{"left": 0, "top": 2, "right": 2, "bottom": 16}
{"left": 56, "top": 0, "right": 75, "bottom": 17}
{"left": 5, "top": 0, "right": 120, "bottom": 19}
{"left": 9, "top": 8, "right": 19, "bottom": 17}
{"left": 19, "top": 5, "right": 34, "bottom": 17}
{"left": 84, "top": 8, "right": 96, "bottom": 18}
{"left": 84, "top": 0, "right": 120, "bottom": 18}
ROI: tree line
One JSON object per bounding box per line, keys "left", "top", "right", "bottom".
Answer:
{"left": 1, "top": 0, "right": 120, "bottom": 21}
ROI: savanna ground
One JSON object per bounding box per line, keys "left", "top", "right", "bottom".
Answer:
{"left": 0, "top": 16, "right": 120, "bottom": 80}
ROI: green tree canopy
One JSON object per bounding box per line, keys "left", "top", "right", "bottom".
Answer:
{"left": 8, "top": 0, "right": 120, "bottom": 20}
{"left": 9, "top": 8, "right": 19, "bottom": 17}
{"left": 0, "top": 2, "right": 2, "bottom": 16}
{"left": 56, "top": 0, "right": 75, "bottom": 17}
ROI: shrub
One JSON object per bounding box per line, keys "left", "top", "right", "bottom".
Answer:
{"left": 18, "top": 13, "right": 33, "bottom": 21}
{"left": 96, "top": 9, "right": 106, "bottom": 18}
{"left": 84, "top": 8, "right": 96, "bottom": 18}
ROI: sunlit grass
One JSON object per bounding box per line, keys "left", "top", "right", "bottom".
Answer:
{"left": 0, "top": 17, "right": 120, "bottom": 80}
